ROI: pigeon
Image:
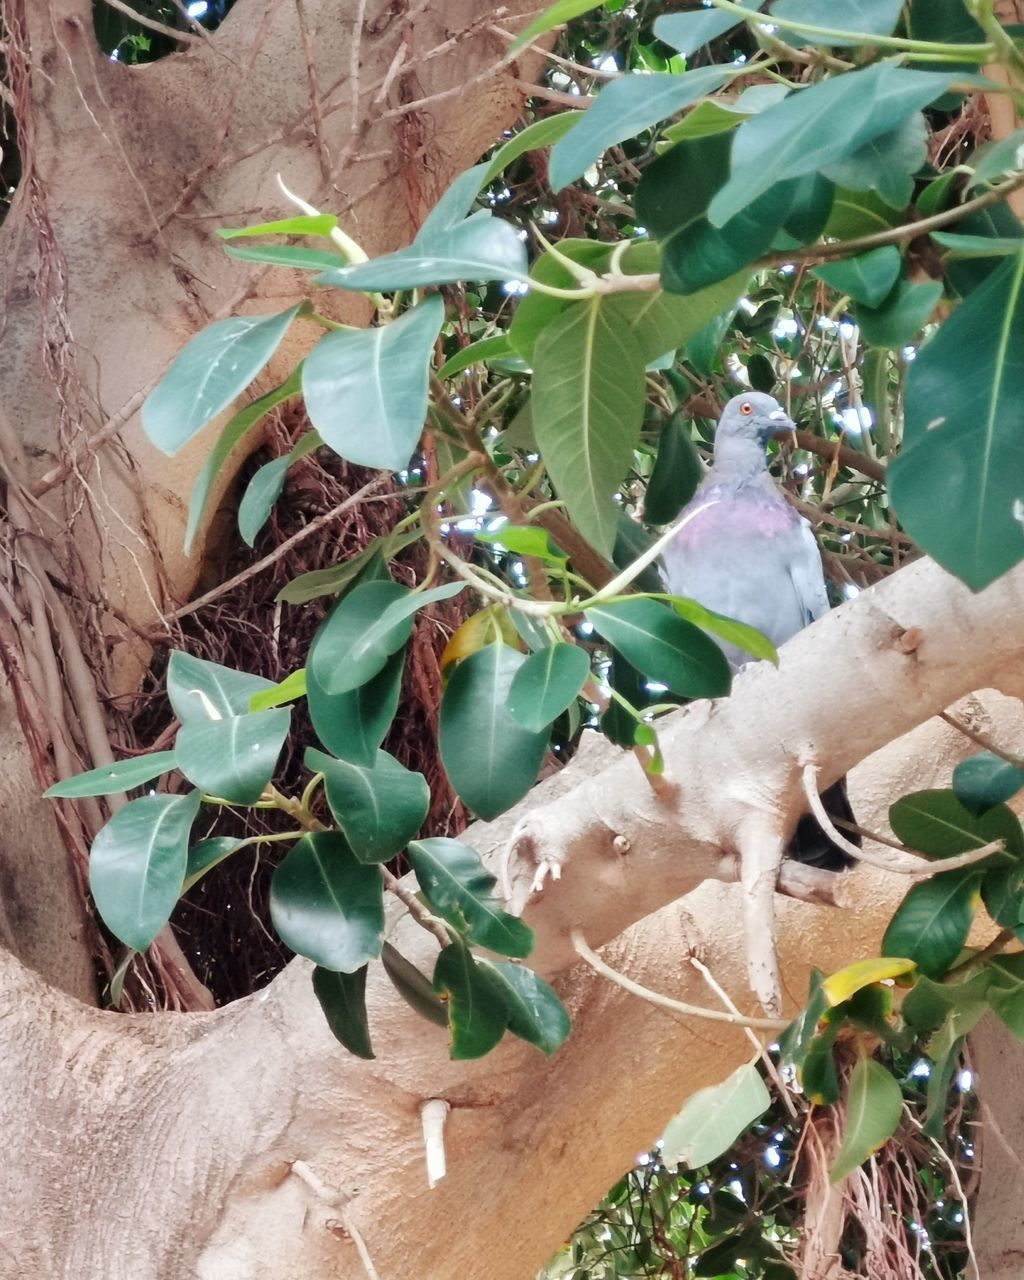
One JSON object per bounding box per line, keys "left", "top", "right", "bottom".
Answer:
{"left": 659, "top": 390, "right": 857, "bottom": 871}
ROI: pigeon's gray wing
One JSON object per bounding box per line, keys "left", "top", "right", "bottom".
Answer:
{"left": 787, "top": 518, "right": 830, "bottom": 625}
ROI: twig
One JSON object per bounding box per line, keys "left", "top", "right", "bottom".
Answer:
{"left": 380, "top": 866, "right": 451, "bottom": 948}
{"left": 941, "top": 709, "right": 1024, "bottom": 769}
{"left": 801, "top": 765, "right": 1005, "bottom": 876}
{"left": 160, "top": 477, "right": 390, "bottom": 624}
{"left": 571, "top": 929, "right": 787, "bottom": 1031}
{"left": 101, "top": 0, "right": 205, "bottom": 44}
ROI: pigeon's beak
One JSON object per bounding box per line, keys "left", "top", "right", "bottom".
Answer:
{"left": 768, "top": 406, "right": 796, "bottom": 437}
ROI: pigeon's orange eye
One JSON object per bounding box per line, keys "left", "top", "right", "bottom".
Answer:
{"left": 740, "top": 402, "right": 753, "bottom": 415}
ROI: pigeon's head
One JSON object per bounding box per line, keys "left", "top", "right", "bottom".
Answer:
{"left": 716, "top": 392, "right": 795, "bottom": 449}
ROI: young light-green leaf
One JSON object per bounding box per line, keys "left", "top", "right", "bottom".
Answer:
{"left": 45, "top": 750, "right": 178, "bottom": 799}
{"left": 142, "top": 306, "right": 302, "bottom": 455}
{"left": 830, "top": 1058, "right": 903, "bottom": 1183}
{"left": 223, "top": 243, "right": 346, "bottom": 271}
{"left": 660, "top": 1063, "right": 771, "bottom": 1169}
{"left": 302, "top": 296, "right": 444, "bottom": 471}
{"left": 306, "top": 746, "right": 429, "bottom": 864}
{"left": 90, "top": 791, "right": 201, "bottom": 951}
{"left": 218, "top": 213, "right": 338, "bottom": 239}
{"left": 439, "top": 645, "right": 549, "bottom": 820}
{"left": 269, "top": 832, "right": 384, "bottom": 972}
{"left": 407, "top": 836, "right": 535, "bottom": 958}
{"left": 532, "top": 297, "right": 647, "bottom": 557}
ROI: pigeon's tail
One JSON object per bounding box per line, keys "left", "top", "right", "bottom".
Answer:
{"left": 787, "top": 777, "right": 859, "bottom": 872}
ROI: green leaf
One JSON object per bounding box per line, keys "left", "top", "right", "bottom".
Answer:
{"left": 308, "top": 580, "right": 414, "bottom": 697}
{"left": 407, "top": 836, "right": 535, "bottom": 957}
{"left": 709, "top": 67, "right": 955, "bottom": 225}
{"left": 532, "top": 297, "right": 647, "bottom": 557}
{"left": 830, "top": 1058, "right": 903, "bottom": 1182}
{"left": 812, "top": 246, "right": 902, "bottom": 307}
{"left": 184, "top": 368, "right": 302, "bottom": 555}
{"left": 90, "top": 791, "right": 201, "bottom": 950}
{"left": 856, "top": 278, "right": 942, "bottom": 349}
{"left": 380, "top": 942, "right": 449, "bottom": 1026}
{"left": 662, "top": 183, "right": 795, "bottom": 294}
{"left": 931, "top": 231, "right": 1024, "bottom": 259}
{"left": 772, "top": 0, "right": 904, "bottom": 46}
{"left": 822, "top": 112, "right": 926, "bottom": 209}
{"left": 248, "top": 668, "right": 307, "bottom": 712}
{"left": 506, "top": 643, "right": 590, "bottom": 732}
{"left": 307, "top": 647, "right": 405, "bottom": 768}
{"left": 167, "top": 651, "right": 276, "bottom": 724}
{"left": 218, "top": 214, "right": 338, "bottom": 239}
{"left": 238, "top": 454, "right": 291, "bottom": 547}
{"left": 142, "top": 306, "right": 302, "bottom": 455}
{"left": 438, "top": 334, "right": 515, "bottom": 380}
{"left": 508, "top": 0, "right": 605, "bottom": 53}
{"left": 954, "top": 752, "right": 1024, "bottom": 814}
{"left": 417, "top": 165, "right": 489, "bottom": 238}
{"left": 825, "top": 186, "right": 904, "bottom": 239}
{"left": 269, "top": 832, "right": 384, "bottom": 972}
{"left": 307, "top": 747, "right": 429, "bottom": 863}
{"left": 276, "top": 533, "right": 417, "bottom": 605}
{"left": 889, "top": 249, "right": 1024, "bottom": 589}
{"left": 302, "top": 296, "right": 444, "bottom": 471}
{"left": 316, "top": 216, "right": 527, "bottom": 290}
{"left": 475, "top": 524, "right": 567, "bottom": 564}
{"left": 223, "top": 243, "right": 345, "bottom": 271}
{"left": 510, "top": 240, "right": 611, "bottom": 359}
{"left": 644, "top": 414, "right": 703, "bottom": 524}
{"left": 660, "top": 1063, "right": 770, "bottom": 1168}
{"left": 175, "top": 708, "right": 291, "bottom": 804}
{"left": 439, "top": 645, "right": 549, "bottom": 820}
{"left": 483, "top": 961, "right": 570, "bottom": 1054}
{"left": 312, "top": 965, "right": 374, "bottom": 1059}
{"left": 549, "top": 67, "right": 732, "bottom": 192}
{"left": 971, "top": 127, "right": 1024, "bottom": 188}
{"left": 660, "top": 99, "right": 757, "bottom": 143}
{"left": 183, "top": 835, "right": 243, "bottom": 890}
{"left": 482, "top": 112, "right": 585, "bottom": 183}
{"left": 433, "top": 943, "right": 509, "bottom": 1059}
{"left": 653, "top": 2, "right": 764, "bottom": 57}
{"left": 45, "top": 750, "right": 178, "bottom": 798}
{"left": 882, "top": 870, "right": 982, "bottom": 979}
{"left": 586, "top": 599, "right": 731, "bottom": 698}
{"left": 889, "top": 788, "right": 1022, "bottom": 862}
{"left": 901, "top": 970, "right": 992, "bottom": 1035}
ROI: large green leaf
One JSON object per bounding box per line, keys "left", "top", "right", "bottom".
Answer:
{"left": 175, "top": 708, "right": 290, "bottom": 804}
{"left": 549, "top": 67, "right": 732, "bottom": 192}
{"left": 506, "top": 643, "right": 590, "bottom": 733}
{"left": 586, "top": 599, "right": 732, "bottom": 698}
{"left": 830, "top": 1058, "right": 903, "bottom": 1183}
{"left": 269, "top": 832, "right": 384, "bottom": 972}
{"left": 653, "top": 2, "right": 763, "bottom": 56}
{"left": 407, "top": 837, "right": 535, "bottom": 958}
{"left": 709, "top": 66, "right": 955, "bottom": 225}
{"left": 90, "top": 791, "right": 201, "bottom": 950}
{"left": 856, "top": 278, "right": 942, "bottom": 349}
{"left": 532, "top": 297, "right": 647, "bottom": 557}
{"left": 184, "top": 368, "right": 302, "bottom": 555}
{"left": 302, "top": 296, "right": 443, "bottom": 470}
{"left": 45, "top": 750, "right": 178, "bottom": 799}
{"left": 643, "top": 413, "right": 703, "bottom": 524}
{"left": 953, "top": 752, "right": 1024, "bottom": 815}
{"left": 660, "top": 1063, "right": 771, "bottom": 1169}
{"left": 481, "top": 961, "right": 571, "bottom": 1055}
{"left": 510, "top": 240, "right": 611, "bottom": 359}
{"left": 381, "top": 942, "right": 448, "bottom": 1026}
{"left": 772, "top": 0, "right": 904, "bottom": 46}
{"left": 166, "top": 651, "right": 276, "bottom": 724}
{"left": 821, "top": 112, "right": 926, "bottom": 210}
{"left": 307, "top": 647, "right": 405, "bottom": 767}
{"left": 142, "top": 306, "right": 301, "bottom": 455}
{"left": 888, "top": 248, "right": 1024, "bottom": 589}
{"left": 882, "top": 870, "right": 982, "bottom": 979}
{"left": 312, "top": 965, "right": 374, "bottom": 1059}
{"left": 316, "top": 216, "right": 527, "bottom": 291}
{"left": 433, "top": 943, "right": 510, "bottom": 1059}
{"left": 889, "top": 788, "right": 1022, "bottom": 862}
{"left": 439, "top": 645, "right": 549, "bottom": 820}
{"left": 812, "top": 246, "right": 901, "bottom": 307}
{"left": 307, "top": 747, "right": 429, "bottom": 863}
{"left": 308, "top": 580, "right": 414, "bottom": 697}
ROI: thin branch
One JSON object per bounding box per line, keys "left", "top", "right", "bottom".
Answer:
{"left": 100, "top": 0, "right": 205, "bottom": 44}
{"left": 941, "top": 709, "right": 1024, "bottom": 769}
{"left": 571, "top": 929, "right": 788, "bottom": 1032}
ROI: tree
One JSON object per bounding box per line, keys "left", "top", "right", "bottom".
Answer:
{"left": 5, "top": 1, "right": 1024, "bottom": 1277}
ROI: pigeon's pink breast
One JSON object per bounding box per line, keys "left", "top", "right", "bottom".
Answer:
{"left": 672, "top": 493, "right": 797, "bottom": 549}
